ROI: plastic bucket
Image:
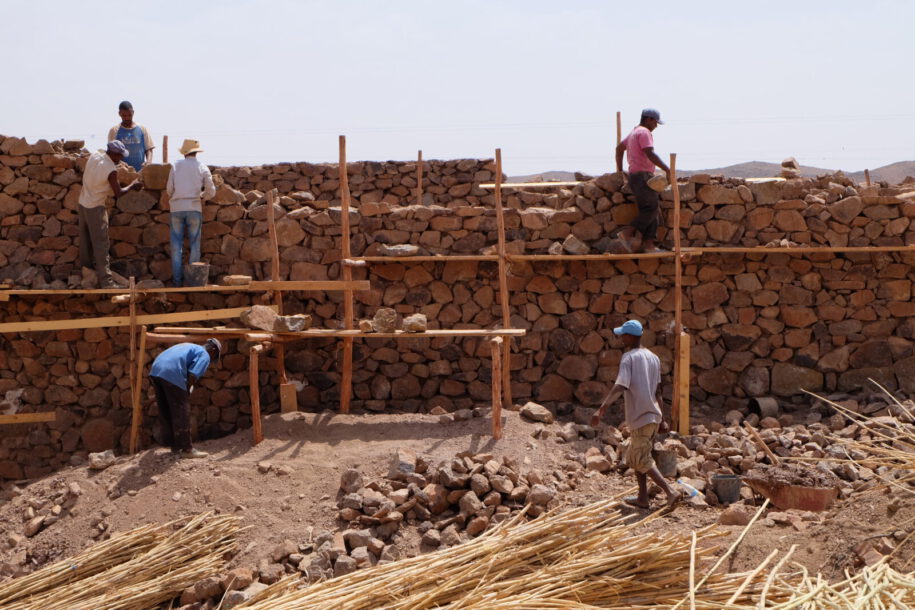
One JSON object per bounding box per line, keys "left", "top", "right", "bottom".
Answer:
{"left": 654, "top": 449, "right": 678, "bottom": 478}
{"left": 711, "top": 474, "right": 742, "bottom": 504}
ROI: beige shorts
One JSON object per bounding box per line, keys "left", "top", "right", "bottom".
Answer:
{"left": 627, "top": 422, "right": 658, "bottom": 474}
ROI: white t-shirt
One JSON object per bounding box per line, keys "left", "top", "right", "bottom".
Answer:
{"left": 78, "top": 150, "right": 117, "bottom": 209}
{"left": 615, "top": 347, "right": 663, "bottom": 429}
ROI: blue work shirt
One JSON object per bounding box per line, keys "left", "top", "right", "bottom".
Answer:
{"left": 150, "top": 343, "right": 211, "bottom": 391}
{"left": 114, "top": 125, "right": 147, "bottom": 171}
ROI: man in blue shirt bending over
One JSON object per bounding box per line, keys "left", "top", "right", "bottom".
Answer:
{"left": 108, "top": 100, "right": 154, "bottom": 172}
{"left": 149, "top": 339, "right": 221, "bottom": 458}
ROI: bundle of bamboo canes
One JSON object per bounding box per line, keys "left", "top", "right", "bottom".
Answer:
{"left": 235, "top": 499, "right": 795, "bottom": 609}
{"left": 0, "top": 512, "right": 240, "bottom": 610}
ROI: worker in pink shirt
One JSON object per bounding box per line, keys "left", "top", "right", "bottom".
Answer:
{"left": 614, "top": 109, "right": 671, "bottom": 253}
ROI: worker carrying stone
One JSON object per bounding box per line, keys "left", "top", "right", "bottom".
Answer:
{"left": 148, "top": 339, "right": 222, "bottom": 458}
{"left": 590, "top": 320, "right": 682, "bottom": 510}
{"left": 166, "top": 139, "right": 216, "bottom": 286}
{"left": 108, "top": 100, "right": 154, "bottom": 172}
{"left": 613, "top": 108, "right": 671, "bottom": 253}
{"left": 78, "top": 140, "right": 143, "bottom": 288}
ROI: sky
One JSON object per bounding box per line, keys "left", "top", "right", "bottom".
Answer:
{"left": 2, "top": 0, "right": 914, "bottom": 176}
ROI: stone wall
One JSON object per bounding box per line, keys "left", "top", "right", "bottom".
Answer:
{"left": 0, "top": 132, "right": 914, "bottom": 478}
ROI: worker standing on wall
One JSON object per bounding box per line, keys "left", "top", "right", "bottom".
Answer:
{"left": 614, "top": 108, "right": 671, "bottom": 253}
{"left": 148, "top": 339, "right": 222, "bottom": 459}
{"left": 590, "top": 320, "right": 681, "bottom": 510}
{"left": 166, "top": 139, "right": 216, "bottom": 286}
{"left": 78, "top": 141, "right": 142, "bottom": 288}
{"left": 108, "top": 100, "right": 154, "bottom": 172}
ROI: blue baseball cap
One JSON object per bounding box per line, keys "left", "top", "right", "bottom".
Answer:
{"left": 107, "top": 140, "right": 129, "bottom": 157}
{"left": 613, "top": 320, "right": 643, "bottom": 336}
{"left": 641, "top": 108, "right": 663, "bottom": 124}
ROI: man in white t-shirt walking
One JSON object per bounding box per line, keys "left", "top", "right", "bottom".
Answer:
{"left": 166, "top": 139, "right": 216, "bottom": 286}
{"left": 591, "top": 319, "right": 681, "bottom": 510}
{"left": 78, "top": 140, "right": 143, "bottom": 288}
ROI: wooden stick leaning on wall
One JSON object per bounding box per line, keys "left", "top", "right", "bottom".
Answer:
{"left": 339, "top": 135, "right": 355, "bottom": 414}
{"left": 128, "top": 325, "right": 148, "bottom": 454}
{"left": 249, "top": 343, "right": 270, "bottom": 444}
{"left": 162, "top": 135, "right": 168, "bottom": 164}
{"left": 267, "top": 188, "right": 295, "bottom": 412}
{"left": 490, "top": 337, "right": 503, "bottom": 439}
{"left": 416, "top": 150, "right": 423, "bottom": 206}
{"left": 128, "top": 277, "right": 137, "bottom": 424}
{"left": 493, "top": 149, "right": 513, "bottom": 410}
{"left": 670, "top": 153, "right": 689, "bottom": 435}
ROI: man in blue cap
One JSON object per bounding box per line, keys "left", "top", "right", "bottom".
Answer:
{"left": 591, "top": 319, "right": 681, "bottom": 510}
{"left": 148, "top": 339, "right": 222, "bottom": 458}
{"left": 78, "top": 140, "right": 143, "bottom": 288}
{"left": 614, "top": 108, "right": 670, "bottom": 254}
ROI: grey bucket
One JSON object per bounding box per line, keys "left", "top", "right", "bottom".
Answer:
{"left": 654, "top": 449, "right": 678, "bottom": 478}
{"left": 711, "top": 474, "right": 742, "bottom": 504}
{"left": 748, "top": 397, "right": 779, "bottom": 419}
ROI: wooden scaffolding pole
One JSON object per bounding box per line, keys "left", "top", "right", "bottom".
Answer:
{"left": 490, "top": 337, "right": 503, "bottom": 439}
{"left": 128, "top": 325, "right": 148, "bottom": 454}
{"left": 249, "top": 343, "right": 267, "bottom": 444}
{"left": 416, "top": 150, "right": 424, "bottom": 206}
{"left": 493, "top": 149, "right": 513, "bottom": 409}
{"left": 162, "top": 135, "right": 168, "bottom": 164}
{"left": 670, "top": 153, "right": 690, "bottom": 435}
{"left": 616, "top": 111, "right": 622, "bottom": 146}
{"left": 865, "top": 168, "right": 872, "bottom": 187}
{"left": 339, "top": 136, "right": 355, "bottom": 413}
{"left": 267, "top": 188, "right": 296, "bottom": 412}
{"left": 128, "top": 276, "right": 137, "bottom": 423}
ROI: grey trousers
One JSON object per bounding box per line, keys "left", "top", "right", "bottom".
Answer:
{"left": 78, "top": 205, "right": 112, "bottom": 283}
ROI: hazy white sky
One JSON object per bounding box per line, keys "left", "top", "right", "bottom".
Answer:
{"left": 2, "top": 0, "right": 913, "bottom": 175}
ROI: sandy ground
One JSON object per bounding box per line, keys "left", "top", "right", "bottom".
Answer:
{"left": 0, "top": 409, "right": 912, "bottom": 582}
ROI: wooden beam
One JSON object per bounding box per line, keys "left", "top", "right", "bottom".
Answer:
{"left": 353, "top": 255, "right": 499, "bottom": 263}
{"left": 145, "top": 333, "right": 195, "bottom": 344}
{"left": 684, "top": 246, "right": 915, "bottom": 255}
{"left": 153, "top": 327, "right": 527, "bottom": 338}
{"left": 128, "top": 277, "right": 137, "bottom": 425}
{"left": 490, "top": 337, "right": 503, "bottom": 440}
{"left": 0, "top": 306, "right": 272, "bottom": 334}
{"left": 416, "top": 149, "right": 423, "bottom": 206}
{"left": 494, "top": 149, "right": 513, "bottom": 409}
{"left": 864, "top": 168, "right": 871, "bottom": 186}
{"left": 0, "top": 280, "right": 370, "bottom": 297}
{"left": 508, "top": 253, "right": 675, "bottom": 262}
{"left": 676, "top": 331, "right": 690, "bottom": 436}
{"left": 339, "top": 135, "right": 355, "bottom": 414}
{"left": 616, "top": 110, "right": 622, "bottom": 146}
{"left": 478, "top": 181, "right": 583, "bottom": 189}
{"left": 0, "top": 412, "right": 56, "bottom": 424}
{"left": 129, "top": 325, "right": 148, "bottom": 454}
{"left": 163, "top": 135, "right": 168, "bottom": 164}
{"left": 280, "top": 383, "right": 297, "bottom": 414}
{"left": 671, "top": 153, "right": 685, "bottom": 434}
{"left": 250, "top": 344, "right": 265, "bottom": 444}
{"left": 267, "top": 188, "right": 292, "bottom": 412}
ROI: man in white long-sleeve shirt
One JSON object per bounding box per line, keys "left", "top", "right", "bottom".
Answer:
{"left": 166, "top": 139, "right": 216, "bottom": 286}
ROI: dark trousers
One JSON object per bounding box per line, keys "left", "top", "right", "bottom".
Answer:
{"left": 150, "top": 376, "right": 192, "bottom": 451}
{"left": 628, "top": 172, "right": 660, "bottom": 241}
{"left": 77, "top": 205, "right": 112, "bottom": 283}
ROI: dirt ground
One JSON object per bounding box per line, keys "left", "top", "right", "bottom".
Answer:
{"left": 0, "top": 408, "right": 912, "bottom": 582}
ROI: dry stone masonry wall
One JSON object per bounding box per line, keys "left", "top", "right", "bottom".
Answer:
{"left": 0, "top": 132, "right": 914, "bottom": 478}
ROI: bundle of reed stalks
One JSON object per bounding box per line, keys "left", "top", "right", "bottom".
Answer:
{"left": 0, "top": 512, "right": 240, "bottom": 610}
{"left": 235, "top": 498, "right": 796, "bottom": 609}
{"left": 762, "top": 560, "right": 915, "bottom": 608}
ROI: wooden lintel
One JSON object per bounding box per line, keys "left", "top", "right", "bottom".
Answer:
{"left": 478, "top": 181, "right": 583, "bottom": 189}
{"left": 152, "top": 327, "right": 526, "bottom": 338}
{"left": 0, "top": 306, "right": 275, "bottom": 334}
{"left": 0, "top": 412, "right": 56, "bottom": 424}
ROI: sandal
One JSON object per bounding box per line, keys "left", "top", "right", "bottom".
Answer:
{"left": 623, "top": 496, "right": 650, "bottom": 509}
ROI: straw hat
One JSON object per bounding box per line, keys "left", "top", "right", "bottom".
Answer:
{"left": 178, "top": 139, "right": 204, "bottom": 155}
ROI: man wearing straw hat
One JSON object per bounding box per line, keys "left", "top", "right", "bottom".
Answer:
{"left": 614, "top": 108, "right": 671, "bottom": 254}
{"left": 591, "top": 320, "right": 681, "bottom": 510}
{"left": 166, "top": 139, "right": 216, "bottom": 286}
{"left": 149, "top": 339, "right": 222, "bottom": 458}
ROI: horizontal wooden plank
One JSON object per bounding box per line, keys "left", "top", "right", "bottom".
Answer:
{"left": 479, "top": 181, "right": 583, "bottom": 189}
{"left": 354, "top": 255, "right": 499, "bottom": 263}
{"left": 0, "top": 412, "right": 56, "bottom": 424}
{"left": 152, "top": 327, "right": 527, "bottom": 338}
{"left": 508, "top": 253, "right": 675, "bottom": 261}
{"left": 684, "top": 246, "right": 915, "bottom": 255}
{"left": 0, "top": 280, "right": 369, "bottom": 297}
{"left": 0, "top": 306, "right": 274, "bottom": 334}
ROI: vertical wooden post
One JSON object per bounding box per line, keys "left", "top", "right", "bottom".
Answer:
{"left": 339, "top": 135, "right": 355, "bottom": 413}
{"left": 416, "top": 150, "right": 424, "bottom": 206}
{"left": 129, "top": 325, "right": 148, "bottom": 454}
{"left": 128, "top": 276, "right": 136, "bottom": 413}
{"left": 249, "top": 344, "right": 265, "bottom": 444}
{"left": 865, "top": 169, "right": 871, "bottom": 187}
{"left": 162, "top": 135, "right": 168, "bottom": 164}
{"left": 670, "top": 153, "right": 689, "bottom": 434}
{"left": 493, "top": 149, "right": 513, "bottom": 408}
{"left": 616, "top": 111, "right": 622, "bottom": 146}
{"left": 491, "top": 337, "right": 503, "bottom": 439}
{"left": 267, "top": 189, "right": 295, "bottom": 412}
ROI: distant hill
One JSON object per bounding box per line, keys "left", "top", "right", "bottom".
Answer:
{"left": 512, "top": 161, "right": 915, "bottom": 185}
